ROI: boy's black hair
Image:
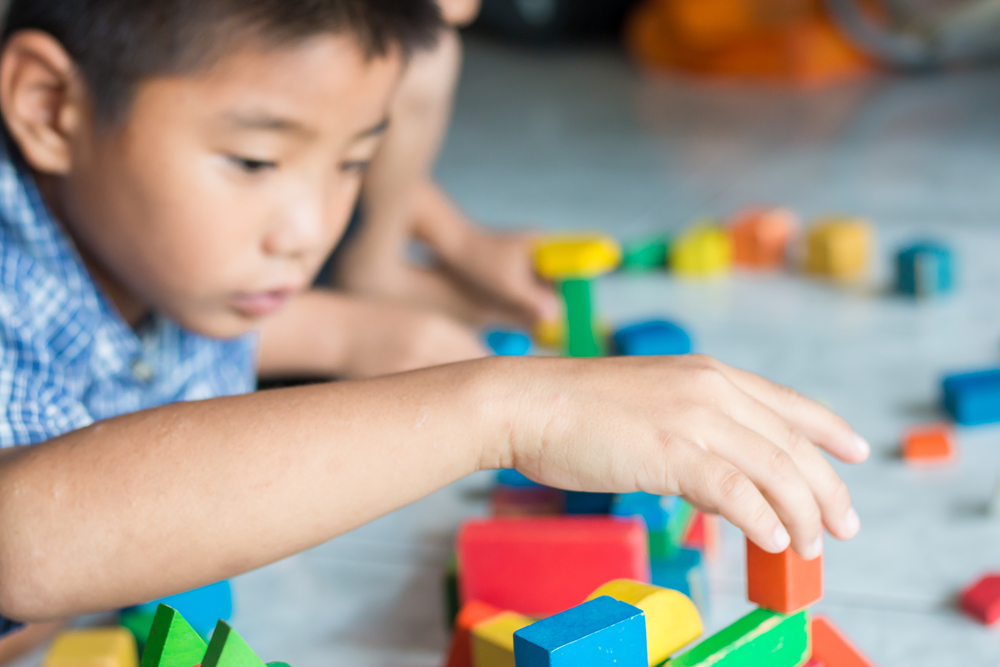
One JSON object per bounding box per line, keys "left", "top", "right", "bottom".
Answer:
{"left": 2, "top": 0, "right": 443, "bottom": 124}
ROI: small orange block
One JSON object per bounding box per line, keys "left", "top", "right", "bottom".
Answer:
{"left": 901, "top": 424, "right": 955, "bottom": 465}
{"left": 444, "top": 600, "right": 503, "bottom": 667}
{"left": 729, "top": 207, "right": 799, "bottom": 269}
{"left": 806, "top": 219, "right": 872, "bottom": 281}
{"left": 746, "top": 537, "right": 823, "bottom": 613}
{"left": 811, "top": 615, "right": 878, "bottom": 667}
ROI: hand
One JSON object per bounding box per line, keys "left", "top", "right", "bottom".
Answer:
{"left": 489, "top": 355, "right": 869, "bottom": 560}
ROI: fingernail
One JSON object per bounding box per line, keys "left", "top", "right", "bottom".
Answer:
{"left": 854, "top": 434, "right": 871, "bottom": 459}
{"left": 844, "top": 506, "right": 861, "bottom": 537}
{"left": 804, "top": 534, "right": 824, "bottom": 560}
{"left": 772, "top": 525, "right": 791, "bottom": 552}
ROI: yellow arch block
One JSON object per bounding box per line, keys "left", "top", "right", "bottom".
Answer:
{"left": 534, "top": 235, "right": 622, "bottom": 280}
{"left": 586, "top": 579, "right": 702, "bottom": 665}
{"left": 670, "top": 224, "right": 733, "bottom": 277}
{"left": 471, "top": 611, "right": 533, "bottom": 667}
{"left": 44, "top": 628, "right": 138, "bottom": 667}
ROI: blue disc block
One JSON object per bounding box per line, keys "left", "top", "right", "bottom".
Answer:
{"left": 485, "top": 329, "right": 532, "bottom": 356}
{"left": 564, "top": 491, "right": 614, "bottom": 515}
{"left": 613, "top": 320, "right": 692, "bottom": 356}
{"left": 897, "top": 241, "right": 953, "bottom": 298}
{"left": 514, "top": 596, "right": 648, "bottom": 667}
{"left": 943, "top": 368, "right": 1000, "bottom": 426}
{"left": 124, "top": 580, "right": 233, "bottom": 640}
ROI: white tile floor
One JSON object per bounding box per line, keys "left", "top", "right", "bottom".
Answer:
{"left": 16, "top": 35, "right": 1000, "bottom": 667}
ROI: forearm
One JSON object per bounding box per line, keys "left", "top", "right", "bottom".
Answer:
{"left": 0, "top": 360, "right": 505, "bottom": 622}
{"left": 257, "top": 289, "right": 356, "bottom": 379}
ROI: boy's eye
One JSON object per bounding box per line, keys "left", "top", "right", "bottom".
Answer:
{"left": 228, "top": 155, "right": 278, "bottom": 174}
{"left": 340, "top": 160, "right": 371, "bottom": 175}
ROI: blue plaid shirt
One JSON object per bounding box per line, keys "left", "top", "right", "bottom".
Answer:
{"left": 0, "top": 144, "right": 257, "bottom": 633}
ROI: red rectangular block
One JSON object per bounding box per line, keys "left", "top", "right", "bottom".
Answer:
{"left": 682, "top": 511, "right": 721, "bottom": 561}
{"left": 444, "top": 600, "right": 503, "bottom": 667}
{"left": 811, "top": 615, "right": 877, "bottom": 667}
{"left": 960, "top": 573, "right": 1000, "bottom": 625}
{"left": 746, "top": 537, "right": 823, "bottom": 613}
{"left": 457, "top": 517, "right": 651, "bottom": 617}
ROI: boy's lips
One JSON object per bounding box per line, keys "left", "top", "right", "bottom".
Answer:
{"left": 230, "top": 289, "right": 297, "bottom": 317}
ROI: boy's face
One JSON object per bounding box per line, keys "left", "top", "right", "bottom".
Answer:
{"left": 51, "top": 34, "right": 401, "bottom": 338}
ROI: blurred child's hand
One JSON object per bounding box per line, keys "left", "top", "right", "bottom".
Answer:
{"left": 488, "top": 355, "right": 869, "bottom": 560}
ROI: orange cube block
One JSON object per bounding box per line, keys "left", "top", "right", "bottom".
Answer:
{"left": 444, "top": 600, "right": 503, "bottom": 667}
{"left": 901, "top": 424, "right": 955, "bottom": 465}
{"left": 729, "top": 207, "right": 799, "bottom": 269}
{"left": 811, "top": 615, "right": 878, "bottom": 667}
{"left": 746, "top": 537, "right": 823, "bottom": 613}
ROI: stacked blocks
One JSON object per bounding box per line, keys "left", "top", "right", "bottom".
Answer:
{"left": 513, "top": 596, "right": 647, "bottom": 667}
{"left": 806, "top": 219, "right": 872, "bottom": 282}
{"left": 746, "top": 538, "right": 823, "bottom": 613}
{"left": 445, "top": 601, "right": 503, "bottom": 667}
{"left": 901, "top": 423, "right": 955, "bottom": 465}
{"left": 122, "top": 580, "right": 233, "bottom": 646}
{"left": 943, "top": 368, "right": 1000, "bottom": 426}
{"left": 670, "top": 225, "right": 733, "bottom": 277}
{"left": 729, "top": 207, "right": 799, "bottom": 269}
{"left": 485, "top": 330, "right": 532, "bottom": 357}
{"left": 201, "top": 622, "right": 265, "bottom": 667}
{"left": 960, "top": 573, "right": 1000, "bottom": 626}
{"left": 896, "top": 241, "right": 952, "bottom": 298}
{"left": 586, "top": 580, "right": 702, "bottom": 665}
{"left": 622, "top": 235, "right": 670, "bottom": 272}
{"left": 44, "top": 628, "right": 138, "bottom": 667}
{"left": 457, "top": 517, "right": 650, "bottom": 617}
{"left": 811, "top": 615, "right": 877, "bottom": 667}
{"left": 612, "top": 320, "right": 692, "bottom": 356}
{"left": 669, "top": 608, "right": 810, "bottom": 667}
{"left": 471, "top": 612, "right": 533, "bottom": 667}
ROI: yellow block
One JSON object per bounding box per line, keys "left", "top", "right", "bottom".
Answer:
{"left": 534, "top": 235, "right": 622, "bottom": 280}
{"left": 44, "top": 628, "right": 138, "bottom": 667}
{"left": 470, "top": 611, "right": 533, "bottom": 667}
{"left": 587, "top": 579, "right": 703, "bottom": 665}
{"left": 670, "top": 224, "right": 733, "bottom": 277}
{"left": 533, "top": 318, "right": 612, "bottom": 351}
{"left": 806, "top": 218, "right": 872, "bottom": 281}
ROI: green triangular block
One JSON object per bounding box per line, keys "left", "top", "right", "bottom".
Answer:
{"left": 140, "top": 604, "right": 209, "bottom": 667}
{"left": 202, "top": 621, "right": 266, "bottom": 667}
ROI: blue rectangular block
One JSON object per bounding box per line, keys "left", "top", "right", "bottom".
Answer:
{"left": 564, "top": 491, "right": 614, "bottom": 515}
{"left": 651, "top": 548, "right": 708, "bottom": 614}
{"left": 513, "top": 596, "right": 647, "bottom": 667}
{"left": 897, "top": 241, "right": 952, "bottom": 298}
{"left": 943, "top": 368, "right": 1000, "bottom": 426}
{"left": 613, "top": 320, "right": 692, "bottom": 356}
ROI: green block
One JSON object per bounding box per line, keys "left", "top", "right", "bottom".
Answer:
{"left": 444, "top": 552, "right": 460, "bottom": 629}
{"left": 649, "top": 499, "right": 695, "bottom": 559}
{"left": 622, "top": 235, "right": 669, "bottom": 272}
{"left": 202, "top": 621, "right": 266, "bottom": 667}
{"left": 266, "top": 664, "right": 292, "bottom": 667}
{"left": 561, "top": 279, "right": 602, "bottom": 358}
{"left": 121, "top": 609, "right": 157, "bottom": 650}
{"left": 670, "top": 608, "right": 810, "bottom": 667}
{"left": 140, "top": 604, "right": 208, "bottom": 667}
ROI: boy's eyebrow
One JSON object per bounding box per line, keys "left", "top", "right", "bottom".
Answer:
{"left": 355, "top": 117, "right": 391, "bottom": 139}
{"left": 220, "top": 113, "right": 390, "bottom": 140}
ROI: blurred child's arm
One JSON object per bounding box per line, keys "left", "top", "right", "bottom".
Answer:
{"left": 0, "top": 621, "right": 66, "bottom": 665}
{"left": 437, "top": 0, "right": 483, "bottom": 26}
{"left": 0, "top": 355, "right": 866, "bottom": 623}
{"left": 256, "top": 289, "right": 488, "bottom": 379}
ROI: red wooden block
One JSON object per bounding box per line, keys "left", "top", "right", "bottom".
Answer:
{"left": 804, "top": 660, "right": 827, "bottom": 667}
{"left": 746, "top": 537, "right": 823, "bottom": 613}
{"left": 443, "top": 600, "right": 503, "bottom": 667}
{"left": 901, "top": 424, "right": 955, "bottom": 465}
{"left": 682, "top": 511, "right": 721, "bottom": 561}
{"left": 960, "top": 573, "right": 1000, "bottom": 625}
{"left": 811, "top": 615, "right": 877, "bottom": 667}
{"left": 490, "top": 486, "right": 564, "bottom": 518}
{"left": 457, "top": 517, "right": 651, "bottom": 617}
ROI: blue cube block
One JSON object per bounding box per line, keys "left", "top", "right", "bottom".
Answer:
{"left": 943, "top": 368, "right": 1000, "bottom": 426}
{"left": 613, "top": 320, "right": 692, "bottom": 356}
{"left": 125, "top": 580, "right": 232, "bottom": 640}
{"left": 564, "top": 491, "right": 614, "bottom": 515}
{"left": 651, "top": 548, "right": 708, "bottom": 613}
{"left": 513, "top": 596, "right": 648, "bottom": 667}
{"left": 485, "top": 329, "right": 532, "bottom": 356}
{"left": 497, "top": 469, "right": 541, "bottom": 488}
{"left": 610, "top": 492, "right": 683, "bottom": 532}
{"left": 897, "top": 241, "right": 953, "bottom": 298}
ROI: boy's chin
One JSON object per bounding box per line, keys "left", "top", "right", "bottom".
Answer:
{"left": 172, "top": 309, "right": 264, "bottom": 340}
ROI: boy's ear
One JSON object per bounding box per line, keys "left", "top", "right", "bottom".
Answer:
{"left": 0, "top": 30, "right": 89, "bottom": 175}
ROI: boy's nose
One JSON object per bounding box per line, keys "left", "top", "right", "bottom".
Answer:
{"left": 262, "top": 199, "right": 328, "bottom": 260}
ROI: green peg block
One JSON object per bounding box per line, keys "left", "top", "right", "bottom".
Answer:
{"left": 669, "top": 608, "right": 809, "bottom": 667}
{"left": 202, "top": 621, "right": 266, "bottom": 667}
{"left": 561, "top": 279, "right": 602, "bottom": 358}
{"left": 622, "top": 235, "right": 669, "bottom": 272}
{"left": 140, "top": 605, "right": 208, "bottom": 667}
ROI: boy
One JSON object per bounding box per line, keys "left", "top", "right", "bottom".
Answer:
{"left": 0, "top": 0, "right": 867, "bottom": 645}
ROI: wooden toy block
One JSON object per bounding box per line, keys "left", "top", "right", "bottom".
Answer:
{"left": 805, "top": 219, "right": 872, "bottom": 282}
{"left": 670, "top": 608, "right": 810, "bottom": 667}
{"left": 622, "top": 235, "right": 669, "bottom": 272}
{"left": 943, "top": 368, "right": 1000, "bottom": 426}
{"left": 201, "top": 621, "right": 265, "bottom": 667}
{"left": 485, "top": 329, "right": 532, "bottom": 357}
{"left": 445, "top": 601, "right": 504, "bottom": 667}
{"left": 682, "top": 512, "right": 721, "bottom": 561}
{"left": 125, "top": 581, "right": 233, "bottom": 643}
{"left": 896, "top": 241, "right": 953, "bottom": 298}
{"left": 611, "top": 494, "right": 693, "bottom": 559}
{"left": 457, "top": 517, "right": 650, "bottom": 617}
{"left": 901, "top": 423, "right": 955, "bottom": 465}
{"left": 811, "top": 615, "right": 877, "bottom": 667}
{"left": 496, "top": 469, "right": 540, "bottom": 488}
{"left": 747, "top": 538, "right": 823, "bottom": 614}
{"left": 471, "top": 612, "right": 533, "bottom": 667}
{"left": 534, "top": 235, "right": 621, "bottom": 280}
{"left": 491, "top": 486, "right": 564, "bottom": 517}
{"left": 729, "top": 207, "right": 798, "bottom": 269}
{"left": 561, "top": 279, "right": 603, "bottom": 358}
{"left": 140, "top": 605, "right": 207, "bottom": 667}
{"left": 586, "top": 580, "right": 702, "bottom": 665}
{"left": 650, "top": 549, "right": 708, "bottom": 613}
{"left": 960, "top": 573, "right": 1000, "bottom": 625}
{"left": 44, "top": 628, "right": 138, "bottom": 667}
{"left": 513, "top": 596, "right": 647, "bottom": 667}
{"left": 612, "top": 320, "right": 692, "bottom": 357}
{"left": 670, "top": 225, "right": 733, "bottom": 277}
{"left": 120, "top": 611, "right": 157, "bottom": 651}
{"left": 564, "top": 491, "right": 615, "bottom": 515}
{"left": 804, "top": 660, "right": 825, "bottom": 667}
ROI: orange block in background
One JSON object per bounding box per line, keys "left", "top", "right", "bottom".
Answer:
{"left": 729, "top": 207, "right": 799, "bottom": 269}
{"left": 746, "top": 537, "right": 823, "bottom": 613}
{"left": 444, "top": 600, "right": 503, "bottom": 667}
{"left": 811, "top": 615, "right": 878, "bottom": 667}
{"left": 901, "top": 424, "right": 956, "bottom": 465}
